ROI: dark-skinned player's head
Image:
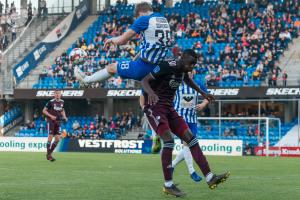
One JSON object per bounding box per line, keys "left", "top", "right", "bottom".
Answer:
{"left": 180, "top": 49, "right": 198, "bottom": 72}
{"left": 54, "top": 90, "right": 62, "bottom": 100}
{"left": 134, "top": 2, "right": 153, "bottom": 18}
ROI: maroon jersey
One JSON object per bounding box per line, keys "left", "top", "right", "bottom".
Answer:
{"left": 44, "top": 99, "right": 64, "bottom": 122}
{"left": 144, "top": 60, "right": 187, "bottom": 106}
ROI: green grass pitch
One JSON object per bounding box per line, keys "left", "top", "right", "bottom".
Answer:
{"left": 0, "top": 152, "right": 299, "bottom": 200}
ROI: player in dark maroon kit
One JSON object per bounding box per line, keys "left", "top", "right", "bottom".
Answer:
{"left": 42, "top": 90, "right": 67, "bottom": 162}
{"left": 141, "top": 49, "right": 230, "bottom": 197}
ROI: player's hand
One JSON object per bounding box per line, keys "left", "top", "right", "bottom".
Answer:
{"left": 104, "top": 38, "right": 116, "bottom": 51}
{"left": 148, "top": 93, "right": 159, "bottom": 106}
{"left": 203, "top": 93, "right": 215, "bottom": 103}
{"left": 196, "top": 99, "right": 209, "bottom": 111}
{"left": 50, "top": 116, "right": 56, "bottom": 121}
{"left": 196, "top": 103, "right": 206, "bottom": 111}
{"left": 64, "top": 117, "right": 68, "bottom": 122}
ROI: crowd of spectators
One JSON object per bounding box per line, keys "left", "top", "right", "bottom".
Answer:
{"left": 20, "top": 111, "right": 142, "bottom": 139}
{"left": 170, "top": 0, "right": 299, "bottom": 86}
{"left": 67, "top": 112, "right": 141, "bottom": 139}
{"left": 36, "top": 0, "right": 299, "bottom": 89}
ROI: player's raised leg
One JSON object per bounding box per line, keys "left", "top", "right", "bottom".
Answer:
{"left": 171, "top": 122, "right": 202, "bottom": 182}
{"left": 75, "top": 58, "right": 156, "bottom": 86}
{"left": 74, "top": 63, "right": 115, "bottom": 84}
{"left": 169, "top": 111, "right": 230, "bottom": 189}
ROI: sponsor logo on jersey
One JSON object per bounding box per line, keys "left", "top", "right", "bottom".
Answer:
{"left": 266, "top": 88, "right": 300, "bottom": 96}
{"left": 153, "top": 66, "right": 160, "bottom": 73}
{"left": 107, "top": 90, "right": 142, "bottom": 97}
{"left": 169, "top": 79, "right": 181, "bottom": 89}
{"left": 53, "top": 104, "right": 63, "bottom": 111}
{"left": 183, "top": 96, "right": 194, "bottom": 102}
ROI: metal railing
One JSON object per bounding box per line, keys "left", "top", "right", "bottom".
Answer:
{"left": 0, "top": 13, "right": 66, "bottom": 95}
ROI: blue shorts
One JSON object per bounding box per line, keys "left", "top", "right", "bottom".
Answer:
{"left": 117, "top": 58, "right": 156, "bottom": 81}
{"left": 187, "top": 123, "right": 198, "bottom": 137}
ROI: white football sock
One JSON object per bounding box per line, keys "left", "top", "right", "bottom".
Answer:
{"left": 183, "top": 146, "right": 195, "bottom": 174}
{"left": 206, "top": 172, "right": 214, "bottom": 182}
{"left": 83, "top": 68, "right": 112, "bottom": 83}
{"left": 164, "top": 180, "right": 174, "bottom": 187}
{"left": 172, "top": 147, "right": 184, "bottom": 167}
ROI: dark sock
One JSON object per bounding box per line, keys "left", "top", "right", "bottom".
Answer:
{"left": 188, "top": 136, "right": 211, "bottom": 176}
{"left": 50, "top": 141, "right": 58, "bottom": 153}
{"left": 47, "top": 141, "right": 51, "bottom": 155}
{"left": 161, "top": 140, "right": 174, "bottom": 182}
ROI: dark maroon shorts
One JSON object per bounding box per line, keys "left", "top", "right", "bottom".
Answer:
{"left": 47, "top": 121, "right": 60, "bottom": 135}
{"left": 144, "top": 104, "right": 189, "bottom": 137}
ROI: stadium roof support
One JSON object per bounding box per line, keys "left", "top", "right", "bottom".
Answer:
{"left": 105, "top": 0, "right": 111, "bottom": 9}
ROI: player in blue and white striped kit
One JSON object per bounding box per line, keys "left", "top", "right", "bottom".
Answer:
{"left": 74, "top": 2, "right": 172, "bottom": 84}
{"left": 171, "top": 73, "right": 209, "bottom": 182}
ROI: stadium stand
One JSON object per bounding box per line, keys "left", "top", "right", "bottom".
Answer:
{"left": 197, "top": 119, "right": 298, "bottom": 147}
{"left": 32, "top": 0, "right": 299, "bottom": 89}
{"left": 0, "top": 106, "right": 22, "bottom": 127}
{"left": 15, "top": 112, "right": 141, "bottom": 139}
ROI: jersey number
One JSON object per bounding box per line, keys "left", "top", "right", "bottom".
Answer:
{"left": 155, "top": 30, "right": 171, "bottom": 46}
{"left": 120, "top": 62, "right": 130, "bottom": 70}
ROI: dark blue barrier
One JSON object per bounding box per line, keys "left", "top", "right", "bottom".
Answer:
{"left": 57, "top": 138, "right": 153, "bottom": 154}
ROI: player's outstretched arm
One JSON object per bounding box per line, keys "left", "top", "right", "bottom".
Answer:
{"left": 183, "top": 75, "right": 215, "bottom": 103}
{"left": 104, "top": 29, "right": 136, "bottom": 50}
{"left": 141, "top": 74, "right": 159, "bottom": 106}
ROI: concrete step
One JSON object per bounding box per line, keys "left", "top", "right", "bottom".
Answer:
{"left": 18, "top": 15, "right": 99, "bottom": 88}
{"left": 278, "top": 36, "right": 300, "bottom": 85}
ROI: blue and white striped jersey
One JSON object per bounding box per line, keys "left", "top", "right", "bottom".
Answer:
{"left": 174, "top": 82, "right": 208, "bottom": 124}
{"left": 130, "top": 13, "right": 171, "bottom": 64}
{"left": 174, "top": 83, "right": 198, "bottom": 123}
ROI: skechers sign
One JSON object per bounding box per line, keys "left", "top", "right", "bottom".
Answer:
{"left": 107, "top": 90, "right": 142, "bottom": 97}
{"left": 207, "top": 88, "right": 240, "bottom": 96}
{"left": 14, "top": 87, "right": 300, "bottom": 99}
{"left": 62, "top": 139, "right": 152, "bottom": 154}
{"left": 36, "top": 90, "right": 84, "bottom": 97}
{"left": 266, "top": 88, "right": 300, "bottom": 96}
